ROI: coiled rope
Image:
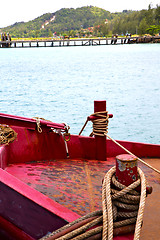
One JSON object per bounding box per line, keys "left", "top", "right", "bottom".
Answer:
{"left": 0, "top": 124, "right": 17, "bottom": 145}
{"left": 91, "top": 111, "right": 109, "bottom": 137}
{"left": 102, "top": 166, "right": 146, "bottom": 240}
{"left": 79, "top": 111, "right": 160, "bottom": 175}
{"left": 39, "top": 111, "right": 159, "bottom": 240}
{"left": 79, "top": 111, "right": 109, "bottom": 137}
{"left": 40, "top": 166, "right": 146, "bottom": 240}
{"left": 33, "top": 117, "right": 52, "bottom": 133}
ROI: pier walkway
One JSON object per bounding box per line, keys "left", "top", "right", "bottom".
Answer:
{"left": 0, "top": 36, "right": 160, "bottom": 48}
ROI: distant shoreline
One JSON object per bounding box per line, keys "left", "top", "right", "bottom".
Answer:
{"left": 1, "top": 35, "right": 160, "bottom": 48}
{"left": 10, "top": 34, "right": 160, "bottom": 41}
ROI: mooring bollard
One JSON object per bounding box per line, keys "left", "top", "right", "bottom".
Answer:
{"left": 116, "top": 153, "right": 152, "bottom": 194}
{"left": 116, "top": 154, "right": 138, "bottom": 186}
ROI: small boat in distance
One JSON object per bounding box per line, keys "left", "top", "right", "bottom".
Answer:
{"left": 0, "top": 100, "right": 160, "bottom": 240}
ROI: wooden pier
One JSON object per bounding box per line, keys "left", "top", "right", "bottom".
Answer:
{"left": 0, "top": 36, "right": 160, "bottom": 48}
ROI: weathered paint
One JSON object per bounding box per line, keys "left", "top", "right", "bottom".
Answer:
{"left": 0, "top": 181, "right": 68, "bottom": 239}
{"left": 5, "top": 157, "right": 160, "bottom": 239}
{"left": 6, "top": 158, "right": 116, "bottom": 216}
{"left": 0, "top": 109, "right": 160, "bottom": 239}
{"left": 1, "top": 123, "right": 159, "bottom": 168}
{"left": 0, "top": 168, "right": 80, "bottom": 239}
{"left": 0, "top": 113, "right": 66, "bottom": 130}
{"left": 116, "top": 154, "right": 138, "bottom": 186}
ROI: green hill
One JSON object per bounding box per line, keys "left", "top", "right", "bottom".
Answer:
{"left": 0, "top": 5, "right": 160, "bottom": 38}
{"left": 0, "top": 6, "right": 112, "bottom": 38}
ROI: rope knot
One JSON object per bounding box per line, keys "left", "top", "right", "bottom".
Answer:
{"left": 0, "top": 124, "right": 17, "bottom": 145}
{"left": 39, "top": 166, "right": 147, "bottom": 240}
{"left": 102, "top": 166, "right": 146, "bottom": 240}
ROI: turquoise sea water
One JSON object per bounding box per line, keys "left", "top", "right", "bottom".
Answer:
{"left": 0, "top": 44, "right": 160, "bottom": 144}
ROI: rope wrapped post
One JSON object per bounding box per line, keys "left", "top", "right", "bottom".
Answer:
{"left": 113, "top": 154, "right": 148, "bottom": 239}
{"left": 94, "top": 100, "right": 107, "bottom": 161}
{"left": 40, "top": 155, "right": 150, "bottom": 240}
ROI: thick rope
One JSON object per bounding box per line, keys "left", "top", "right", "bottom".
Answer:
{"left": 33, "top": 117, "right": 43, "bottom": 133}
{"left": 102, "top": 166, "right": 146, "bottom": 240}
{"left": 39, "top": 210, "right": 102, "bottom": 240}
{"left": 82, "top": 111, "right": 160, "bottom": 174}
{"left": 39, "top": 111, "right": 152, "bottom": 240}
{"left": 102, "top": 167, "right": 114, "bottom": 239}
{"left": 79, "top": 112, "right": 160, "bottom": 174}
{"left": 40, "top": 166, "right": 146, "bottom": 240}
{"left": 134, "top": 168, "right": 146, "bottom": 240}
{"left": 0, "top": 124, "right": 17, "bottom": 145}
{"left": 79, "top": 111, "right": 109, "bottom": 136}
{"left": 55, "top": 216, "right": 103, "bottom": 240}
{"left": 106, "top": 134, "right": 160, "bottom": 175}
{"left": 91, "top": 111, "right": 109, "bottom": 137}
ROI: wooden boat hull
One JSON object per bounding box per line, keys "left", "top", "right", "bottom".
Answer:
{"left": 0, "top": 112, "right": 160, "bottom": 239}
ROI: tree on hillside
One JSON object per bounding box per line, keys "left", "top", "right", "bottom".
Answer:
{"left": 146, "top": 25, "right": 160, "bottom": 35}
{"left": 155, "top": 5, "right": 160, "bottom": 24}
{"left": 138, "top": 18, "right": 148, "bottom": 35}
{"left": 1, "top": 6, "right": 160, "bottom": 38}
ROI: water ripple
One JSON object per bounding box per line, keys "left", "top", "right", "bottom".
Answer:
{"left": 0, "top": 44, "right": 160, "bottom": 144}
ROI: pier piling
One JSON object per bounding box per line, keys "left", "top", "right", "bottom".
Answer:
{"left": 0, "top": 36, "right": 159, "bottom": 48}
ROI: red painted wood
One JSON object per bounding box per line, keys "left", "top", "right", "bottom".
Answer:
{"left": 94, "top": 100, "right": 107, "bottom": 160}
{"left": 5, "top": 126, "right": 67, "bottom": 164}
{"left": 0, "top": 215, "right": 34, "bottom": 240}
{"left": 0, "top": 145, "right": 8, "bottom": 169}
{"left": 1, "top": 127, "right": 160, "bottom": 168}
{"left": 0, "top": 168, "right": 80, "bottom": 238}
{"left": 0, "top": 169, "right": 80, "bottom": 223}
{"left": 0, "top": 108, "right": 160, "bottom": 239}
{"left": 114, "top": 234, "right": 133, "bottom": 240}
{"left": 0, "top": 112, "right": 66, "bottom": 130}
{"left": 105, "top": 139, "right": 160, "bottom": 158}
{"left": 1, "top": 129, "right": 160, "bottom": 167}
{"left": 87, "top": 113, "right": 113, "bottom": 121}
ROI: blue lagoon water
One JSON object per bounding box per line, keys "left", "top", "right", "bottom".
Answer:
{"left": 0, "top": 44, "right": 160, "bottom": 144}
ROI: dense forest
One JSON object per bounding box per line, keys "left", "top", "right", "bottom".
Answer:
{"left": 0, "top": 5, "right": 160, "bottom": 38}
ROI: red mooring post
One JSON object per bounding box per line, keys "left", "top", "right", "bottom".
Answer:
{"left": 116, "top": 154, "right": 153, "bottom": 194}
{"left": 116, "top": 154, "right": 138, "bottom": 186}
{"left": 94, "top": 100, "right": 107, "bottom": 161}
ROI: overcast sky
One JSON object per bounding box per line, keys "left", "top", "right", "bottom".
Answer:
{"left": 0, "top": 0, "right": 160, "bottom": 28}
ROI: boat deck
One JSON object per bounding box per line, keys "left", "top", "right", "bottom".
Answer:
{"left": 5, "top": 157, "right": 160, "bottom": 240}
